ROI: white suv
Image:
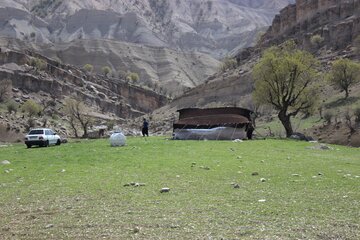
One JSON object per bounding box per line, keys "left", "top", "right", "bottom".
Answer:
{"left": 25, "top": 128, "right": 61, "bottom": 148}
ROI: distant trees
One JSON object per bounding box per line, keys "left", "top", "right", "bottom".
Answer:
{"left": 83, "top": 64, "right": 94, "bottom": 73}
{"left": 328, "top": 58, "right": 360, "bottom": 99}
{"left": 253, "top": 40, "right": 319, "bottom": 137}
{"left": 102, "top": 66, "right": 112, "bottom": 77}
{"left": 63, "top": 98, "right": 92, "bottom": 138}
{"left": 126, "top": 72, "right": 140, "bottom": 82}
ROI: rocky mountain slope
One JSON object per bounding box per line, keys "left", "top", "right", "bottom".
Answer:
{"left": 0, "top": 48, "right": 168, "bottom": 138}
{"left": 145, "top": 0, "right": 360, "bottom": 146}
{"left": 0, "top": 0, "right": 293, "bottom": 58}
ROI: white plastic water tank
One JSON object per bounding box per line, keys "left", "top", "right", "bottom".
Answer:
{"left": 110, "top": 131, "right": 126, "bottom": 147}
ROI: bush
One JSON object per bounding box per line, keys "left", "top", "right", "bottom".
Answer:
{"left": 6, "top": 100, "right": 18, "bottom": 114}
{"left": 310, "top": 34, "right": 324, "bottom": 48}
{"left": 102, "top": 66, "right": 112, "bottom": 77}
{"left": 83, "top": 64, "right": 94, "bottom": 73}
{"left": 126, "top": 72, "right": 140, "bottom": 82}
{"left": 220, "top": 57, "right": 237, "bottom": 72}
{"left": 323, "top": 111, "right": 333, "bottom": 125}
{"left": 22, "top": 100, "right": 41, "bottom": 117}
{"left": 28, "top": 57, "right": 47, "bottom": 71}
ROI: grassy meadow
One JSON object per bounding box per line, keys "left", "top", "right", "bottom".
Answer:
{"left": 0, "top": 137, "right": 359, "bottom": 239}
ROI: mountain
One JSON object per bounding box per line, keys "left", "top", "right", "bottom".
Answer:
{"left": 0, "top": 0, "right": 294, "bottom": 58}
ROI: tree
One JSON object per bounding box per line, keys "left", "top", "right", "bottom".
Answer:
{"left": 126, "top": 72, "right": 140, "bottom": 82}
{"left": 0, "top": 79, "right": 11, "bottom": 102}
{"left": 22, "top": 100, "right": 41, "bottom": 117}
{"left": 83, "top": 64, "right": 94, "bottom": 73}
{"left": 328, "top": 58, "right": 360, "bottom": 99}
{"left": 253, "top": 40, "right": 319, "bottom": 137}
{"left": 64, "top": 98, "right": 92, "bottom": 138}
{"left": 310, "top": 34, "right": 324, "bottom": 49}
{"left": 102, "top": 66, "right": 112, "bottom": 77}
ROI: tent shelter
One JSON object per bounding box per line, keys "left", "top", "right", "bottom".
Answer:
{"left": 173, "top": 107, "right": 255, "bottom": 140}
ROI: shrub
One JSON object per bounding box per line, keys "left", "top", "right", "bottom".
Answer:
{"left": 126, "top": 72, "right": 140, "bottom": 82}
{"left": 22, "top": 100, "right": 41, "bottom": 117}
{"left": 102, "top": 66, "right": 112, "bottom": 77}
{"left": 28, "top": 57, "right": 47, "bottom": 71}
{"left": 220, "top": 57, "right": 237, "bottom": 72}
{"left": 6, "top": 100, "right": 18, "bottom": 114}
{"left": 310, "top": 34, "right": 324, "bottom": 48}
{"left": 83, "top": 64, "right": 94, "bottom": 73}
{"left": 323, "top": 111, "right": 333, "bottom": 125}
{"left": 0, "top": 79, "right": 12, "bottom": 102}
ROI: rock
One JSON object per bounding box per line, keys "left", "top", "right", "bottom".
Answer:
{"left": 258, "top": 199, "right": 266, "bottom": 203}
{"left": 1, "top": 160, "right": 11, "bottom": 165}
{"left": 292, "top": 174, "right": 301, "bottom": 177}
{"left": 60, "top": 169, "right": 66, "bottom": 173}
{"left": 160, "top": 188, "right": 170, "bottom": 193}
{"left": 123, "top": 183, "right": 130, "bottom": 187}
{"left": 251, "top": 172, "right": 259, "bottom": 176}
{"left": 233, "top": 184, "right": 240, "bottom": 189}
{"left": 133, "top": 226, "right": 140, "bottom": 233}
{"left": 260, "top": 178, "right": 266, "bottom": 182}
{"left": 45, "top": 224, "right": 54, "bottom": 229}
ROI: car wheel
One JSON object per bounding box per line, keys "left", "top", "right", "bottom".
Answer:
{"left": 56, "top": 139, "right": 61, "bottom": 146}
{"left": 44, "top": 140, "right": 49, "bottom": 147}
{"left": 26, "top": 144, "right": 31, "bottom": 148}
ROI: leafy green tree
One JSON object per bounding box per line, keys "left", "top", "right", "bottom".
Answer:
{"left": 6, "top": 100, "right": 19, "bottom": 114}
{"left": 102, "top": 66, "right": 112, "bottom": 77}
{"left": 328, "top": 58, "right": 360, "bottom": 99}
{"left": 22, "top": 100, "right": 41, "bottom": 117}
{"left": 253, "top": 40, "right": 319, "bottom": 137}
{"left": 83, "top": 64, "right": 94, "bottom": 73}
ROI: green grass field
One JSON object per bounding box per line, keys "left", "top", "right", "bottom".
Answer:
{"left": 0, "top": 137, "right": 359, "bottom": 239}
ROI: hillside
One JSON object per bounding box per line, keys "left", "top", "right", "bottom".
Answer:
{"left": 145, "top": 0, "right": 360, "bottom": 146}
{"left": 0, "top": 0, "right": 294, "bottom": 58}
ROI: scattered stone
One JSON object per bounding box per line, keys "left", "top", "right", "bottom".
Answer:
{"left": 229, "top": 147, "right": 235, "bottom": 151}
{"left": 251, "top": 172, "right": 259, "bottom": 176}
{"left": 45, "top": 224, "right": 54, "bottom": 229}
{"left": 258, "top": 199, "right": 266, "bottom": 203}
{"left": 123, "top": 183, "right": 130, "bottom": 187}
{"left": 0, "top": 145, "right": 9, "bottom": 148}
{"left": 260, "top": 178, "right": 266, "bottom": 182}
{"left": 232, "top": 139, "right": 243, "bottom": 143}
{"left": 318, "top": 172, "right": 323, "bottom": 176}
{"left": 233, "top": 184, "right": 240, "bottom": 189}
{"left": 1, "top": 160, "right": 11, "bottom": 165}
{"left": 133, "top": 226, "right": 140, "bottom": 233}
{"left": 160, "top": 188, "right": 170, "bottom": 193}
{"left": 292, "top": 174, "right": 301, "bottom": 177}
{"left": 4, "top": 169, "right": 11, "bottom": 174}
{"left": 237, "top": 156, "right": 242, "bottom": 159}
{"left": 60, "top": 169, "right": 66, "bottom": 173}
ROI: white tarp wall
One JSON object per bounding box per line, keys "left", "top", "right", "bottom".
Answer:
{"left": 173, "top": 127, "right": 246, "bottom": 140}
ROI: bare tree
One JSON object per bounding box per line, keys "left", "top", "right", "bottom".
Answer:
{"left": 64, "top": 98, "right": 92, "bottom": 138}
{"left": 0, "top": 79, "right": 12, "bottom": 102}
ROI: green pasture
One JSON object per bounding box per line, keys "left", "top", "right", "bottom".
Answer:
{"left": 0, "top": 137, "right": 359, "bottom": 239}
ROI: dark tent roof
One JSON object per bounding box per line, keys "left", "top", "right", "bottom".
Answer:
{"left": 174, "top": 107, "right": 253, "bottom": 129}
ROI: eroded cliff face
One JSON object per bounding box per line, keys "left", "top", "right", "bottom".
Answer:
{"left": 0, "top": 50, "right": 168, "bottom": 119}
{"left": 263, "top": 0, "right": 360, "bottom": 49}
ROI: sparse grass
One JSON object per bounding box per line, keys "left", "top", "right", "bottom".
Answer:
{"left": 0, "top": 137, "right": 359, "bottom": 239}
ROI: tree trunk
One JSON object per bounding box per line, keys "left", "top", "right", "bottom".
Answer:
{"left": 345, "top": 88, "right": 349, "bottom": 99}
{"left": 278, "top": 111, "right": 293, "bottom": 138}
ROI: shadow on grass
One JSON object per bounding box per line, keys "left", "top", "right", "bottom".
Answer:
{"left": 324, "top": 96, "right": 360, "bottom": 108}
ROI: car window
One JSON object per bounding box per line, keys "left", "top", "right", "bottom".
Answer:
{"left": 48, "top": 130, "right": 54, "bottom": 135}
{"left": 45, "top": 130, "right": 51, "bottom": 135}
{"left": 29, "top": 130, "right": 43, "bottom": 135}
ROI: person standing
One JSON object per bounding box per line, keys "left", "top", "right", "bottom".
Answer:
{"left": 142, "top": 118, "right": 149, "bottom": 137}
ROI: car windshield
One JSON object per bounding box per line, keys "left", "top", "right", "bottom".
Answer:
{"left": 28, "top": 130, "right": 44, "bottom": 135}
